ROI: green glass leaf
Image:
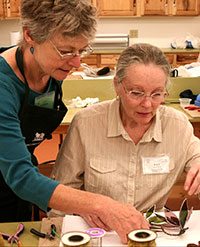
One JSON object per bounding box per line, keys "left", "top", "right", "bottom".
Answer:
{"left": 148, "top": 215, "right": 166, "bottom": 225}
{"left": 146, "top": 205, "right": 156, "bottom": 219}
{"left": 179, "top": 199, "right": 188, "bottom": 228}
{"left": 154, "top": 213, "right": 168, "bottom": 223}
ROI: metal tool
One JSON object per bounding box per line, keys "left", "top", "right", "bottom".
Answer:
{"left": 0, "top": 223, "right": 24, "bottom": 246}
{"left": 30, "top": 226, "right": 56, "bottom": 240}
{"left": 50, "top": 224, "right": 57, "bottom": 237}
{"left": 30, "top": 228, "right": 54, "bottom": 240}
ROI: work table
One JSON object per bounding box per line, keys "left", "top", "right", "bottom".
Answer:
{"left": 0, "top": 221, "right": 40, "bottom": 246}
{"left": 0, "top": 217, "right": 63, "bottom": 247}
{"left": 60, "top": 103, "right": 200, "bottom": 125}
{"left": 166, "top": 103, "right": 200, "bottom": 122}
{"left": 1, "top": 211, "right": 200, "bottom": 247}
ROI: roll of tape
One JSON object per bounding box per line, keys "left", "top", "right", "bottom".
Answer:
{"left": 85, "top": 228, "right": 105, "bottom": 238}
{"left": 61, "top": 231, "right": 91, "bottom": 247}
{"left": 85, "top": 228, "right": 105, "bottom": 247}
{"left": 128, "top": 229, "right": 157, "bottom": 247}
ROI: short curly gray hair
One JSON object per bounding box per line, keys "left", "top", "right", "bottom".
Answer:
{"left": 20, "top": 0, "right": 97, "bottom": 43}
{"left": 115, "top": 43, "right": 171, "bottom": 88}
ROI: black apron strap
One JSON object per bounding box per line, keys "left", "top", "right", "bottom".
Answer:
{"left": 15, "top": 47, "right": 65, "bottom": 117}
{"left": 15, "top": 47, "right": 30, "bottom": 108}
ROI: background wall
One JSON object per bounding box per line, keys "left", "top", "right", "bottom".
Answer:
{"left": 0, "top": 16, "right": 200, "bottom": 47}
{"left": 0, "top": 19, "right": 21, "bottom": 46}
{"left": 97, "top": 16, "right": 200, "bottom": 47}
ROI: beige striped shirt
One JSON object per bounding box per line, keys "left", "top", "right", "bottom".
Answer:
{"left": 52, "top": 99, "right": 200, "bottom": 212}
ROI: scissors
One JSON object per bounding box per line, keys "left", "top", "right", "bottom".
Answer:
{"left": 0, "top": 223, "right": 24, "bottom": 246}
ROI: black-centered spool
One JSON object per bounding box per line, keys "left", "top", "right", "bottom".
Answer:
{"left": 69, "top": 235, "right": 84, "bottom": 242}
{"left": 135, "top": 231, "right": 150, "bottom": 239}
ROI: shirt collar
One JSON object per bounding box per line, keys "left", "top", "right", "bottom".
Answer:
{"left": 107, "top": 99, "right": 126, "bottom": 137}
{"left": 107, "top": 100, "right": 163, "bottom": 142}
{"left": 141, "top": 108, "right": 162, "bottom": 143}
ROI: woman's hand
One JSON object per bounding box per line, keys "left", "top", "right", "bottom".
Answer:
{"left": 184, "top": 163, "right": 200, "bottom": 195}
{"left": 92, "top": 198, "right": 149, "bottom": 244}
{"left": 80, "top": 214, "right": 111, "bottom": 231}
{"left": 49, "top": 185, "right": 149, "bottom": 244}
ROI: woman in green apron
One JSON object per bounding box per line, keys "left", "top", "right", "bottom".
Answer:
{"left": 0, "top": 0, "right": 149, "bottom": 244}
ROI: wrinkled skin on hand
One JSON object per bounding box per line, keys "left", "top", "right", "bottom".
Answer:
{"left": 80, "top": 214, "right": 111, "bottom": 231}
{"left": 82, "top": 198, "right": 149, "bottom": 244}
{"left": 184, "top": 164, "right": 200, "bottom": 196}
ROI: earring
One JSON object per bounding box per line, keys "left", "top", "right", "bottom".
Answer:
{"left": 30, "top": 47, "right": 34, "bottom": 54}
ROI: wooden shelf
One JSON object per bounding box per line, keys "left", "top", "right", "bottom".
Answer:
{"left": 81, "top": 50, "right": 200, "bottom": 68}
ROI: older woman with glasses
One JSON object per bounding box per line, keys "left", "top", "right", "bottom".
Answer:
{"left": 0, "top": 0, "right": 151, "bottom": 242}
{"left": 51, "top": 43, "right": 200, "bottom": 233}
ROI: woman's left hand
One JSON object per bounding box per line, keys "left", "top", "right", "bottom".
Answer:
{"left": 184, "top": 164, "right": 200, "bottom": 195}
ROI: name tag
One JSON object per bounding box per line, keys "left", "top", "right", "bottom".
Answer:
{"left": 142, "top": 155, "right": 170, "bottom": 174}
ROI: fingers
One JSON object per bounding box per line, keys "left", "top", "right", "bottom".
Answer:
{"left": 104, "top": 203, "right": 149, "bottom": 244}
{"left": 114, "top": 224, "right": 129, "bottom": 244}
{"left": 184, "top": 165, "right": 200, "bottom": 195}
{"left": 82, "top": 215, "right": 111, "bottom": 231}
{"left": 94, "top": 196, "right": 150, "bottom": 244}
{"left": 114, "top": 215, "right": 149, "bottom": 244}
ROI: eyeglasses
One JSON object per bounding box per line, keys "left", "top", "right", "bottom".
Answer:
{"left": 121, "top": 83, "right": 167, "bottom": 103}
{"left": 49, "top": 40, "right": 93, "bottom": 59}
{"left": 145, "top": 198, "right": 193, "bottom": 236}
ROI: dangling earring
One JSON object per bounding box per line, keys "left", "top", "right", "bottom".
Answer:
{"left": 30, "top": 47, "right": 34, "bottom": 54}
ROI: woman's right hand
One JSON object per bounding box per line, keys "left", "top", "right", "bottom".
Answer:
{"left": 49, "top": 185, "right": 149, "bottom": 244}
{"left": 93, "top": 196, "right": 149, "bottom": 244}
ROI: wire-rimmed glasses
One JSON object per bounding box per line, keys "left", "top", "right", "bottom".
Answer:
{"left": 49, "top": 40, "right": 93, "bottom": 59}
{"left": 145, "top": 198, "right": 193, "bottom": 236}
{"left": 121, "top": 83, "right": 168, "bottom": 103}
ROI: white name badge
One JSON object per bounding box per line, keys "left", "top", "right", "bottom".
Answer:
{"left": 142, "top": 155, "right": 170, "bottom": 174}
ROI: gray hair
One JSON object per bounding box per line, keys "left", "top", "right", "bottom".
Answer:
{"left": 115, "top": 43, "right": 171, "bottom": 88}
{"left": 20, "top": 0, "right": 97, "bottom": 44}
